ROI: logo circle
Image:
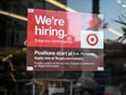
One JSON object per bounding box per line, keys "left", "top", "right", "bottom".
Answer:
{"left": 87, "top": 34, "right": 98, "bottom": 46}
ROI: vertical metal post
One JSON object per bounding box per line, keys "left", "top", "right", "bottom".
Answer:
{"left": 15, "top": 83, "right": 18, "bottom": 95}
{"left": 70, "top": 81, "right": 73, "bottom": 95}
{"left": 91, "top": 0, "right": 101, "bottom": 30}
{"left": 32, "top": 80, "right": 35, "bottom": 95}
{"left": 92, "top": 0, "right": 100, "bottom": 14}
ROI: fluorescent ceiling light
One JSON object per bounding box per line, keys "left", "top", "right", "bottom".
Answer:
{"left": 46, "top": 0, "right": 76, "bottom": 12}
{"left": 107, "top": 27, "right": 123, "bottom": 37}
{"left": 0, "top": 10, "right": 27, "bottom": 21}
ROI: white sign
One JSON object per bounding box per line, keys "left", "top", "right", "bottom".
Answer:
{"left": 81, "top": 30, "right": 104, "bottom": 49}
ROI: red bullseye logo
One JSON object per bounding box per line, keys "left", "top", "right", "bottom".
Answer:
{"left": 87, "top": 34, "right": 99, "bottom": 46}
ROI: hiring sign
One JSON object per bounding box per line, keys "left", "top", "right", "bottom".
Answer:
{"left": 27, "top": 9, "right": 81, "bottom": 48}
{"left": 27, "top": 9, "right": 104, "bottom": 71}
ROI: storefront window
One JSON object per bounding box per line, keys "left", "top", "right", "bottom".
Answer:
{"left": 0, "top": 0, "right": 126, "bottom": 95}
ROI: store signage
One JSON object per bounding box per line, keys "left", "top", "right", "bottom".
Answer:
{"left": 81, "top": 30, "right": 104, "bottom": 49}
{"left": 27, "top": 48, "right": 103, "bottom": 71}
{"left": 27, "top": 9, "right": 104, "bottom": 71}
{"left": 27, "top": 9, "right": 80, "bottom": 48}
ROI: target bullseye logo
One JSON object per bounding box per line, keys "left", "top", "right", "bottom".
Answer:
{"left": 81, "top": 30, "right": 103, "bottom": 49}
{"left": 87, "top": 33, "right": 99, "bottom": 46}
